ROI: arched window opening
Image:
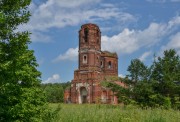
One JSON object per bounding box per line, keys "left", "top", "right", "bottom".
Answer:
{"left": 97, "top": 31, "right": 99, "bottom": 43}
{"left": 108, "top": 61, "right": 112, "bottom": 69}
{"left": 84, "top": 28, "right": 88, "bottom": 42}
{"left": 101, "top": 61, "right": 103, "bottom": 68}
{"left": 83, "top": 55, "right": 87, "bottom": 64}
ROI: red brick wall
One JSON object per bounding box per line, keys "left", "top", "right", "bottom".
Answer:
{"left": 65, "top": 23, "right": 120, "bottom": 104}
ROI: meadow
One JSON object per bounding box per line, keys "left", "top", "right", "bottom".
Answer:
{"left": 49, "top": 103, "right": 180, "bottom": 122}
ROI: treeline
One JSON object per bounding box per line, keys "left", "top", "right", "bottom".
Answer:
{"left": 104, "top": 49, "right": 180, "bottom": 109}
{"left": 41, "top": 82, "right": 70, "bottom": 103}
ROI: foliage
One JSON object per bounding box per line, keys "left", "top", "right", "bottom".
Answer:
{"left": 127, "top": 59, "right": 150, "bottom": 84}
{"left": 151, "top": 49, "right": 180, "bottom": 109}
{"left": 49, "top": 103, "right": 180, "bottom": 122}
{"left": 104, "top": 49, "right": 180, "bottom": 109}
{"left": 0, "top": 0, "right": 52, "bottom": 121}
{"left": 149, "top": 50, "right": 179, "bottom": 109}
{"left": 101, "top": 80, "right": 132, "bottom": 105}
{"left": 59, "top": 81, "right": 71, "bottom": 90}
{"left": 42, "top": 104, "right": 62, "bottom": 122}
{"left": 41, "top": 83, "right": 67, "bottom": 103}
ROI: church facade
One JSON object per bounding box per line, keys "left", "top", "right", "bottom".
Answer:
{"left": 64, "top": 23, "right": 122, "bottom": 104}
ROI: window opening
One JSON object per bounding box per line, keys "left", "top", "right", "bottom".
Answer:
{"left": 108, "top": 61, "right": 112, "bottom": 68}
{"left": 101, "top": 61, "right": 103, "bottom": 68}
{"left": 83, "top": 55, "right": 87, "bottom": 63}
{"left": 84, "top": 28, "right": 88, "bottom": 42}
{"left": 97, "top": 31, "right": 99, "bottom": 43}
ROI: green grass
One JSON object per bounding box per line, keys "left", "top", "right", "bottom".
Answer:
{"left": 49, "top": 103, "right": 180, "bottom": 122}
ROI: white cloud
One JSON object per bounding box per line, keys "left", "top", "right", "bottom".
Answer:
{"left": 167, "top": 16, "right": 180, "bottom": 29}
{"left": 29, "top": 1, "right": 37, "bottom": 13}
{"left": 100, "top": 3, "right": 116, "bottom": 8}
{"left": 160, "top": 32, "right": 180, "bottom": 55}
{"left": 53, "top": 47, "right": 78, "bottom": 62}
{"left": 101, "top": 16, "right": 180, "bottom": 55}
{"left": 53, "top": 16, "right": 180, "bottom": 62}
{"left": 21, "top": 0, "right": 136, "bottom": 32}
{"left": 139, "top": 51, "right": 152, "bottom": 61}
{"left": 30, "top": 32, "right": 51, "bottom": 43}
{"left": 17, "top": 0, "right": 137, "bottom": 42}
{"left": 45, "top": 0, "right": 101, "bottom": 8}
{"left": 42, "top": 74, "right": 61, "bottom": 84}
{"left": 102, "top": 28, "right": 138, "bottom": 54}
{"left": 146, "top": 0, "right": 166, "bottom": 2}
{"left": 147, "top": 0, "right": 180, "bottom": 2}
{"left": 119, "top": 74, "right": 125, "bottom": 78}
{"left": 101, "top": 23, "right": 165, "bottom": 54}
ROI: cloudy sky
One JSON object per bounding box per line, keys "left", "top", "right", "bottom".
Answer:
{"left": 21, "top": 0, "right": 180, "bottom": 83}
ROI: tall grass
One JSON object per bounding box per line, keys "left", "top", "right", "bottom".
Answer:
{"left": 49, "top": 103, "right": 180, "bottom": 122}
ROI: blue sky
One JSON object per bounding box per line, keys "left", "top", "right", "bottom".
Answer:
{"left": 19, "top": 0, "right": 180, "bottom": 83}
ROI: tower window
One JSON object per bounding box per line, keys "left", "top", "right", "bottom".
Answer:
{"left": 83, "top": 55, "right": 87, "bottom": 64}
{"left": 84, "top": 28, "right": 88, "bottom": 42}
{"left": 101, "top": 61, "right": 103, "bottom": 68}
{"left": 97, "top": 31, "right": 99, "bottom": 43}
{"left": 108, "top": 61, "right": 112, "bottom": 69}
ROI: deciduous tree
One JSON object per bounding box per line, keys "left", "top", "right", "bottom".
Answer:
{"left": 0, "top": 0, "right": 47, "bottom": 121}
{"left": 127, "top": 59, "right": 150, "bottom": 84}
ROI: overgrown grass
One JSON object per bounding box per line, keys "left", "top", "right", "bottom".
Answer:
{"left": 49, "top": 103, "right": 180, "bottom": 122}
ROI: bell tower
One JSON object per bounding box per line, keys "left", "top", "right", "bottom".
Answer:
{"left": 78, "top": 23, "right": 101, "bottom": 71}
{"left": 65, "top": 23, "right": 120, "bottom": 104}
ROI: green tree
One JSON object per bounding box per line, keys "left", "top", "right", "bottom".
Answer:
{"left": 127, "top": 59, "right": 150, "bottom": 84}
{"left": 0, "top": 0, "right": 48, "bottom": 121}
{"left": 42, "top": 83, "right": 64, "bottom": 103}
{"left": 151, "top": 49, "right": 180, "bottom": 95}
{"left": 103, "top": 50, "right": 179, "bottom": 109}
{"left": 151, "top": 49, "right": 180, "bottom": 109}
{"left": 60, "top": 81, "right": 71, "bottom": 90}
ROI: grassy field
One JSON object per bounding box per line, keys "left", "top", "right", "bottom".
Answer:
{"left": 49, "top": 103, "right": 180, "bottom": 122}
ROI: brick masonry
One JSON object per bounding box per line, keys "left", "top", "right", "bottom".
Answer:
{"left": 64, "top": 23, "right": 123, "bottom": 104}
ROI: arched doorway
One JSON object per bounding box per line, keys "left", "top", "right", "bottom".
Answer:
{"left": 101, "top": 91, "right": 107, "bottom": 103}
{"left": 80, "top": 87, "right": 88, "bottom": 103}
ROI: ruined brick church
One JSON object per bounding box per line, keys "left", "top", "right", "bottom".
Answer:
{"left": 64, "top": 23, "right": 123, "bottom": 104}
